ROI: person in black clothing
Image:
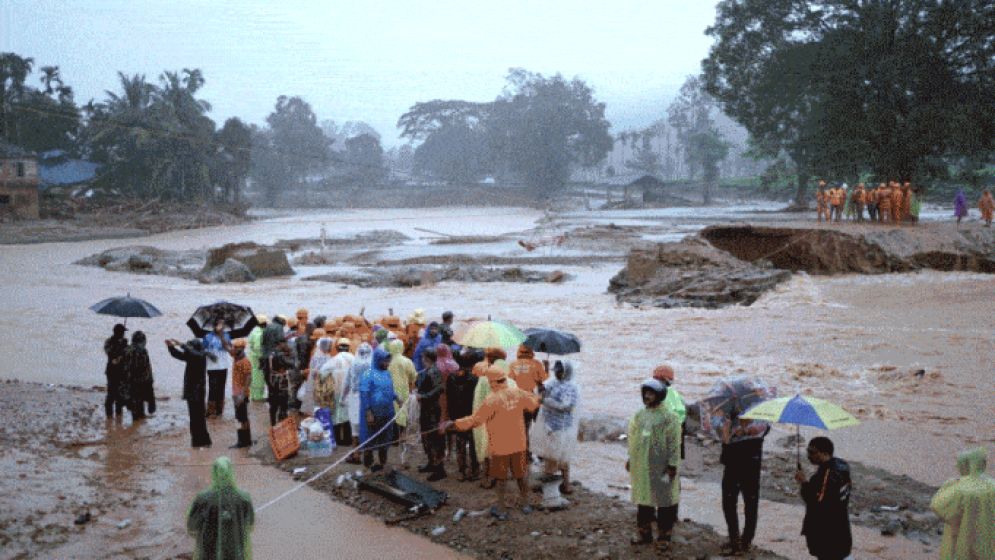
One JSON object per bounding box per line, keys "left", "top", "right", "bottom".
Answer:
{"left": 447, "top": 347, "right": 481, "bottom": 480}
{"left": 266, "top": 341, "right": 294, "bottom": 426}
{"left": 288, "top": 326, "right": 312, "bottom": 414}
{"left": 166, "top": 338, "right": 212, "bottom": 448}
{"left": 125, "top": 331, "right": 155, "bottom": 419}
{"left": 719, "top": 410, "right": 770, "bottom": 555}
{"left": 416, "top": 348, "right": 446, "bottom": 481}
{"left": 795, "top": 437, "right": 852, "bottom": 560}
{"left": 103, "top": 324, "right": 129, "bottom": 419}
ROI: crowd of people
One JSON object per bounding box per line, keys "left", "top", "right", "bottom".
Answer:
{"left": 814, "top": 179, "right": 995, "bottom": 227}
{"left": 101, "top": 309, "right": 993, "bottom": 559}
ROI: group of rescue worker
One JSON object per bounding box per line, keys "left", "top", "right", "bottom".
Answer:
{"left": 815, "top": 179, "right": 920, "bottom": 224}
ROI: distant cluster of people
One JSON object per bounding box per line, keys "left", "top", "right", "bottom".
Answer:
{"left": 815, "top": 179, "right": 995, "bottom": 227}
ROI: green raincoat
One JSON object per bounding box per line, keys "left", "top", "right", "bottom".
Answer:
{"left": 187, "top": 456, "right": 254, "bottom": 560}
{"left": 387, "top": 340, "right": 416, "bottom": 428}
{"left": 930, "top": 447, "right": 994, "bottom": 560}
{"left": 247, "top": 326, "right": 266, "bottom": 401}
{"left": 627, "top": 405, "right": 681, "bottom": 507}
{"left": 663, "top": 387, "right": 686, "bottom": 425}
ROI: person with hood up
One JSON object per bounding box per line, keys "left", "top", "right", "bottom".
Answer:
{"left": 203, "top": 319, "right": 233, "bottom": 419}
{"left": 372, "top": 325, "right": 389, "bottom": 349}
{"left": 386, "top": 339, "right": 417, "bottom": 431}
{"left": 416, "top": 348, "right": 447, "bottom": 481}
{"left": 435, "top": 344, "right": 460, "bottom": 457}
{"left": 509, "top": 345, "right": 548, "bottom": 457}
{"left": 247, "top": 315, "right": 268, "bottom": 401}
{"left": 979, "top": 190, "right": 994, "bottom": 227}
{"left": 626, "top": 379, "right": 681, "bottom": 549}
{"left": 471, "top": 348, "right": 510, "bottom": 488}
{"left": 125, "top": 330, "right": 155, "bottom": 420}
{"left": 346, "top": 343, "right": 372, "bottom": 444}
{"left": 328, "top": 338, "right": 355, "bottom": 446}
{"left": 229, "top": 338, "right": 253, "bottom": 448}
{"left": 930, "top": 447, "right": 994, "bottom": 560}
{"left": 187, "top": 456, "right": 254, "bottom": 560}
{"left": 311, "top": 337, "right": 336, "bottom": 411}
{"left": 532, "top": 360, "right": 580, "bottom": 495}
{"left": 167, "top": 338, "right": 212, "bottom": 448}
{"left": 103, "top": 323, "right": 130, "bottom": 419}
{"left": 265, "top": 341, "right": 295, "bottom": 426}
{"left": 450, "top": 364, "right": 540, "bottom": 519}
{"left": 954, "top": 190, "right": 969, "bottom": 224}
{"left": 794, "top": 437, "right": 852, "bottom": 560}
{"left": 359, "top": 347, "right": 401, "bottom": 471}
{"left": 412, "top": 321, "right": 442, "bottom": 372}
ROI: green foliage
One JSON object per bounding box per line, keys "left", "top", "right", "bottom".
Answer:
{"left": 341, "top": 133, "right": 385, "bottom": 186}
{"left": 1, "top": 53, "right": 80, "bottom": 153}
{"left": 703, "top": 0, "right": 995, "bottom": 206}
{"left": 251, "top": 95, "right": 331, "bottom": 204}
{"left": 399, "top": 69, "right": 613, "bottom": 197}
{"left": 667, "top": 76, "right": 730, "bottom": 203}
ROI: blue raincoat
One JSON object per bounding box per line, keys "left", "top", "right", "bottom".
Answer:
{"left": 358, "top": 347, "right": 397, "bottom": 444}
{"left": 412, "top": 333, "right": 441, "bottom": 372}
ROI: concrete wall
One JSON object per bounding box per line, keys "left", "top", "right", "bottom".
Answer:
{"left": 0, "top": 157, "right": 41, "bottom": 219}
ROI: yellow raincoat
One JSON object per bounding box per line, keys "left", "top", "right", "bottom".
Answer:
{"left": 930, "top": 447, "right": 994, "bottom": 560}
{"left": 387, "top": 340, "right": 417, "bottom": 428}
{"left": 628, "top": 405, "right": 681, "bottom": 507}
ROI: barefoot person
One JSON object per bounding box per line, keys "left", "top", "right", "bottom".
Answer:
{"left": 794, "top": 437, "right": 852, "bottom": 560}
{"left": 450, "top": 364, "right": 540, "bottom": 519}
{"left": 167, "top": 338, "right": 212, "bottom": 448}
{"left": 187, "top": 456, "right": 254, "bottom": 560}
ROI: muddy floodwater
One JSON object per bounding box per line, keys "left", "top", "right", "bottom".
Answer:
{"left": 1, "top": 205, "right": 992, "bottom": 559}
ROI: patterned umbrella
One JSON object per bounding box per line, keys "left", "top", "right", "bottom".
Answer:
{"left": 187, "top": 301, "right": 258, "bottom": 339}
{"left": 453, "top": 319, "right": 526, "bottom": 349}
{"left": 741, "top": 394, "right": 859, "bottom": 466}
{"left": 89, "top": 293, "right": 162, "bottom": 326}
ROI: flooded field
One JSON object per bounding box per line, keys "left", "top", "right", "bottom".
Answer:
{"left": 1, "top": 204, "right": 991, "bottom": 559}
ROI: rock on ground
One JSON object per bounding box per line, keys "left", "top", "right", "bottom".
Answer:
{"left": 197, "top": 257, "right": 256, "bottom": 284}
{"left": 609, "top": 237, "right": 792, "bottom": 309}
{"left": 304, "top": 265, "right": 571, "bottom": 288}
{"left": 201, "top": 242, "right": 294, "bottom": 279}
{"left": 74, "top": 246, "right": 202, "bottom": 279}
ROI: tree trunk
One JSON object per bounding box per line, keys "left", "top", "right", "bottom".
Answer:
{"left": 795, "top": 171, "right": 809, "bottom": 208}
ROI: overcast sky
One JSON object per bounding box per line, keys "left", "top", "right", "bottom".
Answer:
{"left": 3, "top": 0, "right": 719, "bottom": 146}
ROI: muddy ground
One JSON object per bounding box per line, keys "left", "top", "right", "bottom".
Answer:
{"left": 255, "top": 432, "right": 785, "bottom": 560}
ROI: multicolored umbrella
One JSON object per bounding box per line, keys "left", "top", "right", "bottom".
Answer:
{"left": 453, "top": 319, "right": 526, "bottom": 349}
{"left": 741, "top": 394, "right": 859, "bottom": 466}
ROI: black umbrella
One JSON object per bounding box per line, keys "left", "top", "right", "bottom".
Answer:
{"left": 90, "top": 293, "right": 162, "bottom": 326}
{"left": 187, "top": 301, "right": 258, "bottom": 339}
{"left": 522, "top": 327, "right": 582, "bottom": 355}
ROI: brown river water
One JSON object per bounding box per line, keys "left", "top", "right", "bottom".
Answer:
{"left": 1, "top": 206, "right": 992, "bottom": 559}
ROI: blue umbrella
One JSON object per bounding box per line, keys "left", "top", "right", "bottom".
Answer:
{"left": 90, "top": 293, "right": 162, "bottom": 326}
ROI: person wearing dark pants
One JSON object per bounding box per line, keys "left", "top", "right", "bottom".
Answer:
{"left": 416, "top": 349, "right": 446, "bottom": 481}
{"left": 229, "top": 339, "right": 253, "bottom": 448}
{"left": 203, "top": 319, "right": 232, "bottom": 418}
{"left": 125, "top": 330, "right": 156, "bottom": 419}
{"left": 266, "top": 343, "right": 293, "bottom": 426}
{"left": 103, "top": 324, "right": 129, "bottom": 419}
{"left": 167, "top": 338, "right": 212, "bottom": 448}
{"left": 796, "top": 437, "right": 852, "bottom": 560}
{"left": 637, "top": 505, "right": 678, "bottom": 544}
{"left": 360, "top": 348, "right": 401, "bottom": 472}
{"left": 719, "top": 415, "right": 770, "bottom": 555}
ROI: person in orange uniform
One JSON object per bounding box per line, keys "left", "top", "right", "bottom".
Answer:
{"left": 979, "top": 190, "right": 995, "bottom": 227}
{"left": 828, "top": 184, "right": 844, "bottom": 223}
{"left": 877, "top": 182, "right": 892, "bottom": 223}
{"left": 473, "top": 347, "right": 507, "bottom": 377}
{"left": 816, "top": 181, "right": 829, "bottom": 223}
{"left": 851, "top": 183, "right": 866, "bottom": 222}
{"left": 889, "top": 181, "right": 902, "bottom": 223}
{"left": 450, "top": 365, "right": 540, "bottom": 518}
{"left": 509, "top": 345, "right": 549, "bottom": 457}
{"left": 230, "top": 338, "right": 254, "bottom": 448}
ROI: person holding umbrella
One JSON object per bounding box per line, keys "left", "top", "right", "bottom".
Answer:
{"left": 794, "top": 437, "right": 852, "bottom": 560}
{"left": 103, "top": 324, "right": 130, "bottom": 420}
{"left": 166, "top": 338, "right": 212, "bottom": 448}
